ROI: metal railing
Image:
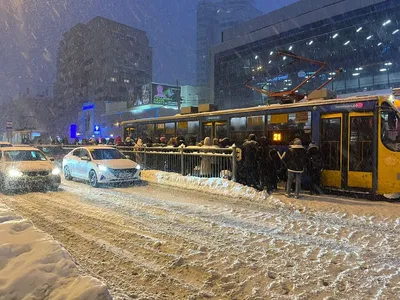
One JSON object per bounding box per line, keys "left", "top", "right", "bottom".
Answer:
{"left": 118, "top": 145, "right": 239, "bottom": 181}
{"left": 36, "top": 144, "right": 239, "bottom": 181}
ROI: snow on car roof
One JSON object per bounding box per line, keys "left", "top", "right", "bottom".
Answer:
{"left": 79, "top": 146, "right": 115, "bottom": 150}
{"left": 0, "top": 146, "right": 41, "bottom": 151}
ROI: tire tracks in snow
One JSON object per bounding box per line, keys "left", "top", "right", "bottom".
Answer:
{"left": 2, "top": 180, "right": 400, "bottom": 299}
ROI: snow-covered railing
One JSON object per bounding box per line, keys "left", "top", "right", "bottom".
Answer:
{"left": 32, "top": 144, "right": 240, "bottom": 181}
{"left": 118, "top": 145, "right": 239, "bottom": 181}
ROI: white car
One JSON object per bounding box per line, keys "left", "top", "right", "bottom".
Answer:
{"left": 62, "top": 146, "right": 141, "bottom": 187}
{"left": 0, "top": 146, "right": 61, "bottom": 191}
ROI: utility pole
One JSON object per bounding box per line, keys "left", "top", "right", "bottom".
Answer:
{"left": 176, "top": 79, "right": 181, "bottom": 111}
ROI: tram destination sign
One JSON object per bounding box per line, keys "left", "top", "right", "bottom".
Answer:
{"left": 330, "top": 101, "right": 374, "bottom": 111}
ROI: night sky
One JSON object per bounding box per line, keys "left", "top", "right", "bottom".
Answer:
{"left": 0, "top": 0, "right": 298, "bottom": 102}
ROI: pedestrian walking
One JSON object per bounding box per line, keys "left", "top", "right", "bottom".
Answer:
{"left": 282, "top": 138, "right": 308, "bottom": 198}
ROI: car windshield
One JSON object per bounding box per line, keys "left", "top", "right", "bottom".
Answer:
{"left": 90, "top": 149, "right": 126, "bottom": 160}
{"left": 4, "top": 150, "right": 47, "bottom": 161}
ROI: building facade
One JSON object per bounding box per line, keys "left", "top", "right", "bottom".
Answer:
{"left": 211, "top": 0, "right": 400, "bottom": 109}
{"left": 196, "top": 0, "right": 261, "bottom": 87}
{"left": 54, "top": 16, "right": 152, "bottom": 138}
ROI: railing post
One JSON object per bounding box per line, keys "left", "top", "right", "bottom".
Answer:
{"left": 143, "top": 145, "right": 147, "bottom": 170}
{"left": 180, "top": 145, "right": 185, "bottom": 175}
{"left": 232, "top": 143, "right": 237, "bottom": 182}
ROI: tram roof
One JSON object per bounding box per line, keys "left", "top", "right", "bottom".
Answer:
{"left": 121, "top": 94, "right": 383, "bottom": 125}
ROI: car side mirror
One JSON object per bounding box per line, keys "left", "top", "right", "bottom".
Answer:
{"left": 81, "top": 156, "right": 90, "bottom": 161}
{"left": 49, "top": 157, "right": 55, "bottom": 162}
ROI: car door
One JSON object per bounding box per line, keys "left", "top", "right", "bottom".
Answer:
{"left": 68, "top": 149, "right": 81, "bottom": 177}
{"left": 76, "top": 149, "right": 91, "bottom": 179}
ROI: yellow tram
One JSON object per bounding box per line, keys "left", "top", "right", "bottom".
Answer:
{"left": 122, "top": 93, "right": 400, "bottom": 197}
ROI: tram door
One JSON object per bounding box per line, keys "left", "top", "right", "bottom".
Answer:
{"left": 320, "top": 113, "right": 374, "bottom": 191}
{"left": 201, "top": 121, "right": 227, "bottom": 141}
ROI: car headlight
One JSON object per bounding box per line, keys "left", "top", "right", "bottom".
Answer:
{"left": 8, "top": 169, "right": 23, "bottom": 178}
{"left": 52, "top": 168, "right": 61, "bottom": 176}
{"left": 136, "top": 164, "right": 141, "bottom": 170}
{"left": 98, "top": 165, "right": 108, "bottom": 172}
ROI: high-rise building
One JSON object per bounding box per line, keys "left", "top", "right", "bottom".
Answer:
{"left": 54, "top": 16, "right": 152, "bottom": 138}
{"left": 211, "top": 0, "right": 400, "bottom": 110}
{"left": 196, "top": 0, "right": 261, "bottom": 87}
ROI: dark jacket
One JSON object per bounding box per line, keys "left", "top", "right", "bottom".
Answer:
{"left": 307, "top": 146, "right": 323, "bottom": 171}
{"left": 242, "top": 139, "right": 259, "bottom": 168}
{"left": 283, "top": 145, "right": 308, "bottom": 173}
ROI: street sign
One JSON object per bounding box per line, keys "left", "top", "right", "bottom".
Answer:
{"left": 6, "top": 121, "right": 12, "bottom": 130}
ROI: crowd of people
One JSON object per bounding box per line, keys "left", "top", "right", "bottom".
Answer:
{"left": 49, "top": 133, "right": 324, "bottom": 198}
{"left": 240, "top": 135, "right": 323, "bottom": 198}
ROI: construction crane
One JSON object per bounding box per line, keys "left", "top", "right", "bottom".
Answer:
{"left": 244, "top": 50, "right": 342, "bottom": 103}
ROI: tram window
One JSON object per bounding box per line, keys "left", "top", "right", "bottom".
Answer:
{"left": 188, "top": 121, "right": 199, "bottom": 134}
{"left": 230, "top": 117, "right": 246, "bottom": 131}
{"left": 267, "top": 112, "right": 311, "bottom": 145}
{"left": 349, "top": 116, "right": 373, "bottom": 172}
{"left": 381, "top": 106, "right": 400, "bottom": 152}
{"left": 177, "top": 121, "right": 188, "bottom": 136}
{"left": 165, "top": 123, "right": 175, "bottom": 135}
{"left": 320, "top": 118, "right": 341, "bottom": 171}
{"left": 247, "top": 116, "right": 264, "bottom": 131}
{"left": 215, "top": 121, "right": 228, "bottom": 139}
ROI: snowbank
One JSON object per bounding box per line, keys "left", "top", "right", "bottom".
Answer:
{"left": 0, "top": 203, "right": 112, "bottom": 300}
{"left": 142, "top": 170, "right": 284, "bottom": 206}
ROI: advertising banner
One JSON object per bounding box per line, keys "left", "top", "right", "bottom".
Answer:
{"left": 152, "top": 84, "right": 180, "bottom": 107}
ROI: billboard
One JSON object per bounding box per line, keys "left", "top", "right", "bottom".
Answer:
{"left": 152, "top": 84, "right": 180, "bottom": 107}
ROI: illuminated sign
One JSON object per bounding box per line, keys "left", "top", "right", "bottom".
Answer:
{"left": 94, "top": 125, "right": 100, "bottom": 134}
{"left": 70, "top": 124, "right": 77, "bottom": 139}
{"left": 206, "top": 116, "right": 222, "bottom": 121}
{"left": 83, "top": 104, "right": 94, "bottom": 111}
{"left": 273, "top": 132, "right": 282, "bottom": 141}
{"left": 266, "top": 74, "right": 288, "bottom": 82}
{"left": 152, "top": 84, "right": 180, "bottom": 107}
{"left": 332, "top": 102, "right": 364, "bottom": 110}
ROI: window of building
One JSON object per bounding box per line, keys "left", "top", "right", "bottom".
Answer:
{"left": 110, "top": 77, "right": 117, "bottom": 83}
{"left": 123, "top": 79, "right": 130, "bottom": 83}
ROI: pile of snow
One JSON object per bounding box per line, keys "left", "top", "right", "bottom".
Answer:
{"left": 0, "top": 203, "right": 112, "bottom": 300}
{"left": 142, "top": 170, "right": 284, "bottom": 206}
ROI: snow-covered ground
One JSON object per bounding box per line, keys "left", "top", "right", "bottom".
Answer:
{"left": 1, "top": 174, "right": 400, "bottom": 299}
{"left": 0, "top": 203, "right": 112, "bottom": 300}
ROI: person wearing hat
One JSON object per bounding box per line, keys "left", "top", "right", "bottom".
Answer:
{"left": 282, "top": 138, "right": 308, "bottom": 198}
{"left": 307, "top": 142, "right": 323, "bottom": 195}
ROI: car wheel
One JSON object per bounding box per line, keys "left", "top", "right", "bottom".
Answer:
{"left": 89, "top": 170, "right": 99, "bottom": 188}
{"left": 64, "top": 166, "right": 73, "bottom": 180}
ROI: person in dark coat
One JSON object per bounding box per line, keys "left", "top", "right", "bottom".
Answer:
{"left": 258, "top": 136, "right": 274, "bottom": 193}
{"left": 220, "top": 137, "right": 231, "bottom": 148}
{"left": 307, "top": 142, "right": 323, "bottom": 195}
{"left": 269, "top": 147, "right": 281, "bottom": 190}
{"left": 282, "top": 138, "right": 308, "bottom": 198}
{"left": 241, "top": 134, "right": 259, "bottom": 188}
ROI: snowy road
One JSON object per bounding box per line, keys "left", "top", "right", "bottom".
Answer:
{"left": 2, "top": 180, "right": 400, "bottom": 299}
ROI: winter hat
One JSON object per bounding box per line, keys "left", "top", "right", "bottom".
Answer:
{"left": 293, "top": 138, "right": 302, "bottom": 146}
{"left": 248, "top": 133, "right": 256, "bottom": 141}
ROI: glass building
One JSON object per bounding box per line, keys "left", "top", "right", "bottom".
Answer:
{"left": 211, "top": 0, "right": 400, "bottom": 109}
